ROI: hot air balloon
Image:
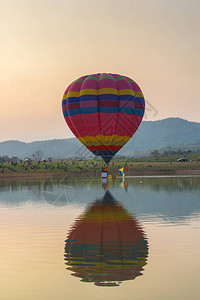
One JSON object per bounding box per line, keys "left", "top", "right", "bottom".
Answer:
{"left": 62, "top": 73, "right": 145, "bottom": 164}
{"left": 64, "top": 191, "right": 148, "bottom": 287}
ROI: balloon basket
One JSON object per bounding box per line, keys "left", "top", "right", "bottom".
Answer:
{"left": 101, "top": 171, "right": 108, "bottom": 179}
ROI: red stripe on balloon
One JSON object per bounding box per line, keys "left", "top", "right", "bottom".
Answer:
{"left": 98, "top": 100, "right": 118, "bottom": 107}
{"left": 87, "top": 145, "right": 122, "bottom": 151}
{"left": 65, "top": 101, "right": 144, "bottom": 110}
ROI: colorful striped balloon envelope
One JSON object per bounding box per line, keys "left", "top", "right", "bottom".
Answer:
{"left": 62, "top": 73, "right": 145, "bottom": 164}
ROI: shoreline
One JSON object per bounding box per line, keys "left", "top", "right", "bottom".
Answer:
{"left": 0, "top": 167, "right": 200, "bottom": 180}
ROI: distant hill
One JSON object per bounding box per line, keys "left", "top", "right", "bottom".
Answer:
{"left": 121, "top": 117, "right": 200, "bottom": 156}
{"left": 0, "top": 138, "right": 81, "bottom": 160}
{"left": 0, "top": 118, "right": 200, "bottom": 159}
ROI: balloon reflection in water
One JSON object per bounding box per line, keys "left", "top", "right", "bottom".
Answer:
{"left": 64, "top": 191, "right": 148, "bottom": 287}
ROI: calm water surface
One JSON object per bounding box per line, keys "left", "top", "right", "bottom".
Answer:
{"left": 0, "top": 176, "right": 200, "bottom": 300}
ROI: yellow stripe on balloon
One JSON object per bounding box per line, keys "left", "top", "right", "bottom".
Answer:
{"left": 118, "top": 90, "right": 144, "bottom": 97}
{"left": 64, "top": 89, "right": 144, "bottom": 99}
{"left": 98, "top": 88, "right": 118, "bottom": 95}
{"left": 62, "top": 93, "right": 68, "bottom": 100}
{"left": 78, "top": 135, "right": 130, "bottom": 147}
{"left": 134, "top": 91, "right": 144, "bottom": 98}
{"left": 118, "top": 89, "right": 134, "bottom": 96}
{"left": 65, "top": 91, "right": 80, "bottom": 98}
{"left": 78, "top": 134, "right": 130, "bottom": 143}
{"left": 79, "top": 88, "right": 118, "bottom": 96}
{"left": 79, "top": 89, "right": 99, "bottom": 96}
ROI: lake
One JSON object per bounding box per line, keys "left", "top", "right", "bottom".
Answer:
{"left": 0, "top": 176, "right": 200, "bottom": 300}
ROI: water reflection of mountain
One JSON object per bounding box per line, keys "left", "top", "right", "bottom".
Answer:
{"left": 64, "top": 191, "right": 148, "bottom": 287}
{"left": 0, "top": 177, "right": 199, "bottom": 223}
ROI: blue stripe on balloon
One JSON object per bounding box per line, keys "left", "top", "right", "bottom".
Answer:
{"left": 99, "top": 94, "right": 118, "bottom": 100}
{"left": 99, "top": 107, "right": 144, "bottom": 116}
{"left": 119, "top": 107, "right": 144, "bottom": 115}
{"left": 63, "top": 110, "right": 69, "bottom": 118}
{"left": 62, "top": 100, "right": 67, "bottom": 106}
{"left": 65, "top": 94, "right": 145, "bottom": 104}
{"left": 64, "top": 106, "right": 144, "bottom": 117}
{"left": 67, "top": 95, "right": 97, "bottom": 103}
{"left": 120, "top": 95, "right": 145, "bottom": 104}
{"left": 63, "top": 107, "right": 98, "bottom": 116}
{"left": 99, "top": 107, "right": 118, "bottom": 113}
{"left": 80, "top": 95, "right": 98, "bottom": 101}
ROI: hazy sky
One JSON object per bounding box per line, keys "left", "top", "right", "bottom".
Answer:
{"left": 0, "top": 0, "right": 199, "bottom": 142}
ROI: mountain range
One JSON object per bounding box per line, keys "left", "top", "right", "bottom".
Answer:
{"left": 0, "top": 118, "right": 200, "bottom": 159}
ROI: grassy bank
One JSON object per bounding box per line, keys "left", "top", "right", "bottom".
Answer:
{"left": 0, "top": 158, "right": 200, "bottom": 179}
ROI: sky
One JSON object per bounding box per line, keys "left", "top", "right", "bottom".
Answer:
{"left": 0, "top": 0, "right": 199, "bottom": 142}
